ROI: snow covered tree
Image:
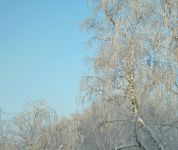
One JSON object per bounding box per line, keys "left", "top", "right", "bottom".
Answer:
{"left": 80, "top": 0, "right": 178, "bottom": 149}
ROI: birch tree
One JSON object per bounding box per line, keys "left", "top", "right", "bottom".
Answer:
{"left": 80, "top": 0, "right": 178, "bottom": 149}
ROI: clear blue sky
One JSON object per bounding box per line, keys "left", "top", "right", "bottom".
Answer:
{"left": 0, "top": 0, "right": 91, "bottom": 117}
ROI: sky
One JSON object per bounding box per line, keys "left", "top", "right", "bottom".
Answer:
{"left": 0, "top": 0, "right": 91, "bottom": 118}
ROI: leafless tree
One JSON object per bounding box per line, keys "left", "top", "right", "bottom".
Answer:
{"left": 79, "top": 0, "right": 178, "bottom": 149}
{"left": 8, "top": 100, "right": 57, "bottom": 150}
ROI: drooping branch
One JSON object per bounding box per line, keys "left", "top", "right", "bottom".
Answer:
{"left": 117, "top": 144, "right": 140, "bottom": 150}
